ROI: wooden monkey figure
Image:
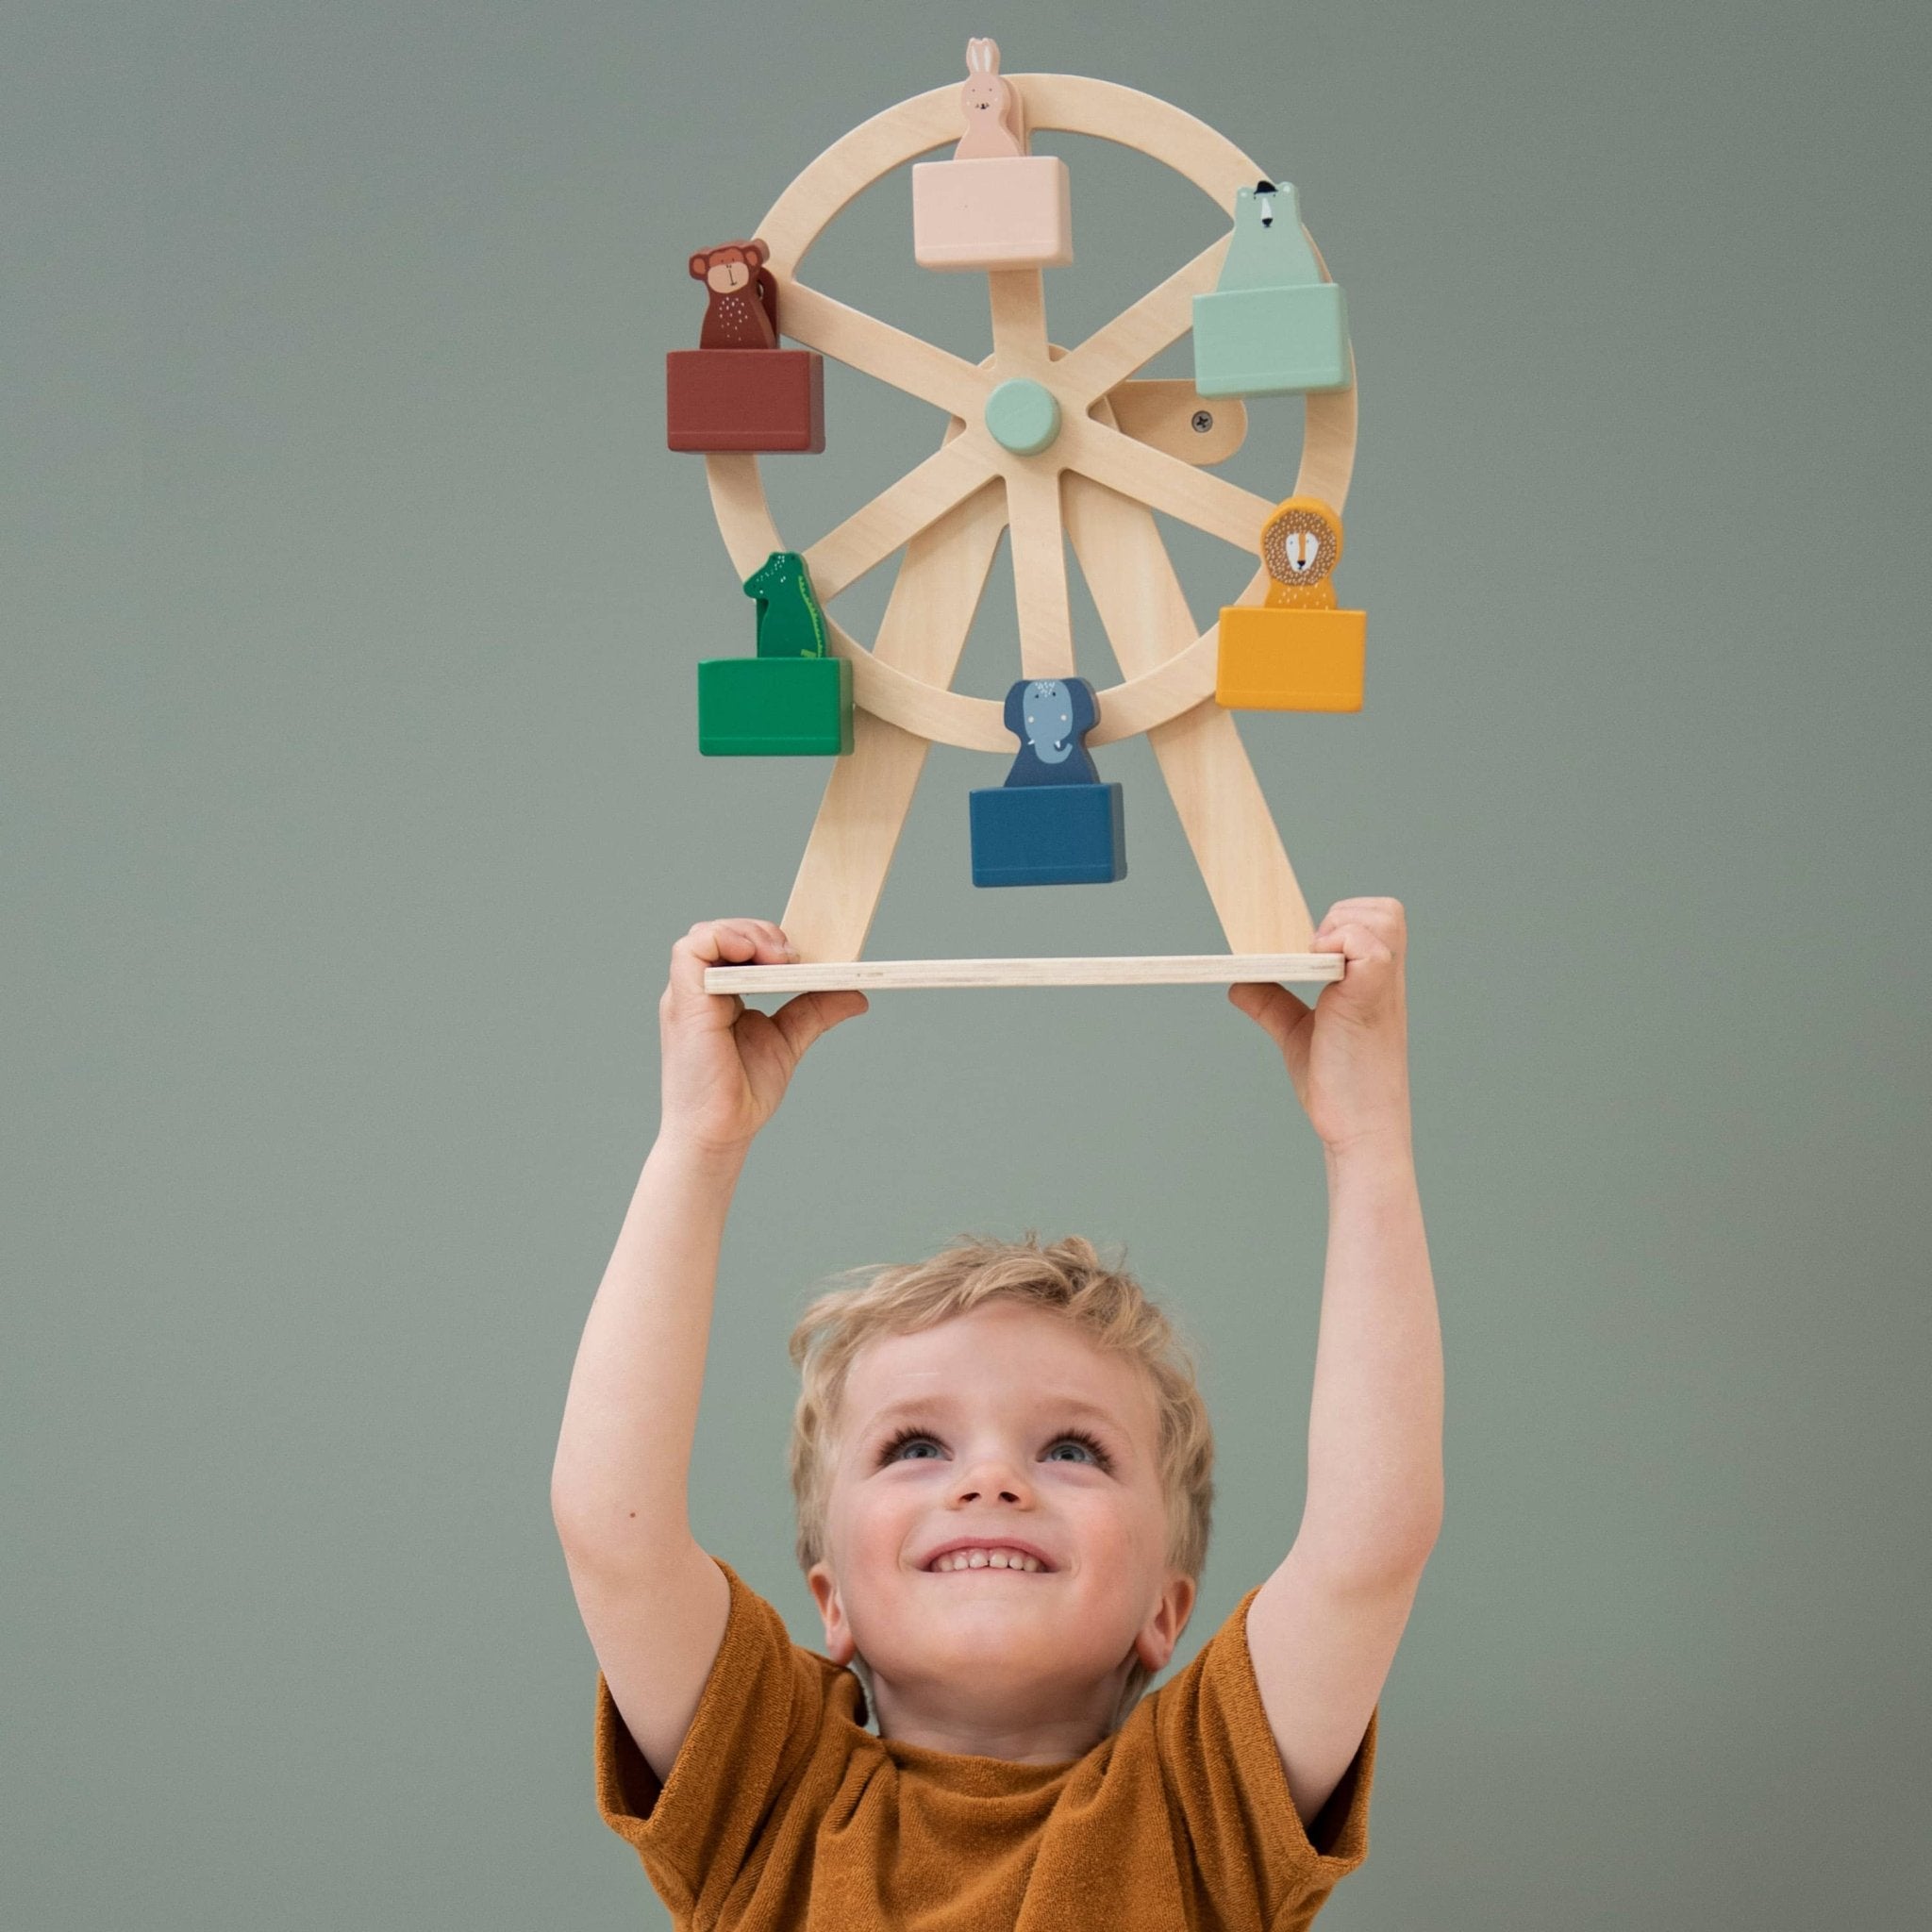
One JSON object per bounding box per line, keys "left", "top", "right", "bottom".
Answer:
{"left": 689, "top": 240, "right": 778, "bottom": 350}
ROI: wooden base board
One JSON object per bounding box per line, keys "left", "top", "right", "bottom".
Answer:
{"left": 704, "top": 953, "right": 1345, "bottom": 993}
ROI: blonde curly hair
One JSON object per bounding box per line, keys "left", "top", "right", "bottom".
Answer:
{"left": 786, "top": 1232, "right": 1215, "bottom": 1723}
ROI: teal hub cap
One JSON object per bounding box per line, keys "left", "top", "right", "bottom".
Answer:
{"left": 984, "top": 377, "right": 1061, "bottom": 456}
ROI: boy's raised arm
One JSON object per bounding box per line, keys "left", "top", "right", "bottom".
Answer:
{"left": 1229, "top": 898, "right": 1445, "bottom": 1836}
{"left": 551, "top": 918, "right": 865, "bottom": 1782}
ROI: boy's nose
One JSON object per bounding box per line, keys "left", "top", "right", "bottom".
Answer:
{"left": 955, "top": 1460, "right": 1032, "bottom": 1505}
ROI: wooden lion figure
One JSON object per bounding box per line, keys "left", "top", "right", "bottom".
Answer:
{"left": 1259, "top": 496, "right": 1345, "bottom": 610}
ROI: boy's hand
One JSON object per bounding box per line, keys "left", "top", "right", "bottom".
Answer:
{"left": 658, "top": 919, "right": 867, "bottom": 1157}
{"left": 1229, "top": 897, "right": 1412, "bottom": 1156}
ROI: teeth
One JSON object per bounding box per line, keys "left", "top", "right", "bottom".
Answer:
{"left": 931, "top": 1547, "right": 1043, "bottom": 1573}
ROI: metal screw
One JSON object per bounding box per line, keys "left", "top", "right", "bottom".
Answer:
{"left": 1191, "top": 409, "right": 1214, "bottom": 433}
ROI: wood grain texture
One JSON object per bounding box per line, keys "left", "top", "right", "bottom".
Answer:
{"left": 781, "top": 464, "right": 1008, "bottom": 960}
{"left": 1104, "top": 379, "right": 1246, "bottom": 465}
{"left": 685, "top": 72, "right": 1362, "bottom": 967}
{"left": 706, "top": 953, "right": 1345, "bottom": 992}
{"left": 1066, "top": 465, "right": 1315, "bottom": 950}
{"left": 1057, "top": 409, "right": 1276, "bottom": 549}
{"left": 778, "top": 283, "right": 988, "bottom": 419}
{"left": 1057, "top": 237, "right": 1231, "bottom": 403}
{"left": 988, "top": 268, "right": 1051, "bottom": 370}
{"left": 1006, "top": 462, "right": 1075, "bottom": 678}
{"left": 699, "top": 72, "right": 1357, "bottom": 746}
{"left": 804, "top": 433, "right": 995, "bottom": 601}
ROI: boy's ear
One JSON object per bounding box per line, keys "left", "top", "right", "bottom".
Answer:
{"left": 1132, "top": 1572, "right": 1197, "bottom": 1674}
{"left": 807, "top": 1561, "right": 858, "bottom": 1666}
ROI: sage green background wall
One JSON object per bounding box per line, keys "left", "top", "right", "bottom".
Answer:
{"left": 8, "top": 1, "right": 1929, "bottom": 1925}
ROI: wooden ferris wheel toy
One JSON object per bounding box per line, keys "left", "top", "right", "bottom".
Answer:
{"left": 664, "top": 41, "right": 1369, "bottom": 995}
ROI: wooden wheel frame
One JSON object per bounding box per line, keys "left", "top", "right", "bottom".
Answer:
{"left": 699, "top": 73, "right": 1357, "bottom": 995}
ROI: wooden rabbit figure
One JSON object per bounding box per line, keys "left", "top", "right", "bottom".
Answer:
{"left": 954, "top": 38, "right": 1024, "bottom": 158}
{"left": 912, "top": 36, "right": 1070, "bottom": 269}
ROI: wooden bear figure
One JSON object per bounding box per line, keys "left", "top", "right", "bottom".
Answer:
{"left": 1215, "top": 497, "right": 1366, "bottom": 712}
{"left": 689, "top": 240, "right": 778, "bottom": 350}
{"left": 1192, "top": 180, "right": 1351, "bottom": 397}
{"left": 969, "top": 676, "right": 1125, "bottom": 886}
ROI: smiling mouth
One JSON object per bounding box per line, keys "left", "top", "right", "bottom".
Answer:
{"left": 924, "top": 1548, "right": 1052, "bottom": 1574}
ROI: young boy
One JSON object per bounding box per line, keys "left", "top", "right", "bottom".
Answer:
{"left": 552, "top": 900, "right": 1442, "bottom": 1931}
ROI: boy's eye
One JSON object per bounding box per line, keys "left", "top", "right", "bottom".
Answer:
{"left": 1044, "top": 1431, "right": 1111, "bottom": 1469}
{"left": 876, "top": 1429, "right": 1120, "bottom": 1468}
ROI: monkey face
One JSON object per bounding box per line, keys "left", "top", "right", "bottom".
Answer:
{"left": 1258, "top": 498, "right": 1342, "bottom": 590}
{"left": 688, "top": 240, "right": 768, "bottom": 293}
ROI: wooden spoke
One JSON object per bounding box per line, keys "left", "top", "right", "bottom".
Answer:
{"left": 1066, "top": 469, "right": 1314, "bottom": 950}
{"left": 782, "top": 466, "right": 1009, "bottom": 962}
{"left": 753, "top": 87, "right": 961, "bottom": 270}
{"left": 988, "top": 269, "right": 1050, "bottom": 370}
{"left": 1057, "top": 409, "right": 1273, "bottom": 551}
{"left": 707, "top": 433, "right": 1264, "bottom": 751}
{"left": 1006, "top": 463, "right": 1075, "bottom": 678}
{"left": 708, "top": 442, "right": 1259, "bottom": 751}
{"left": 821, "top": 611, "right": 1011, "bottom": 751}
{"left": 804, "top": 434, "right": 995, "bottom": 600}
{"left": 1055, "top": 236, "right": 1230, "bottom": 407}
{"left": 1298, "top": 366, "right": 1358, "bottom": 521}
{"left": 705, "top": 450, "right": 789, "bottom": 583}
{"left": 1081, "top": 604, "right": 1243, "bottom": 745}
{"left": 778, "top": 282, "right": 989, "bottom": 418}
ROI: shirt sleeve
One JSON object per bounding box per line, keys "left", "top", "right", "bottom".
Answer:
{"left": 592, "top": 1556, "right": 836, "bottom": 1921}
{"left": 1149, "top": 1582, "right": 1377, "bottom": 1931}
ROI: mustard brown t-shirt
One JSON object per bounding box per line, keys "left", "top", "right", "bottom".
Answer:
{"left": 593, "top": 1556, "right": 1377, "bottom": 1931}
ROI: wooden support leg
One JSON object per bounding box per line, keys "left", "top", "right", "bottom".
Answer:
{"left": 1063, "top": 471, "right": 1316, "bottom": 951}
{"left": 779, "top": 475, "right": 1008, "bottom": 961}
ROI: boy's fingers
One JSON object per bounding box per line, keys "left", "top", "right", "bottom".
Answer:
{"left": 743, "top": 919, "right": 796, "bottom": 958}
{"left": 1315, "top": 897, "right": 1404, "bottom": 927}
{"left": 769, "top": 989, "right": 868, "bottom": 1060}
{"left": 667, "top": 919, "right": 796, "bottom": 996}
{"left": 691, "top": 917, "right": 791, "bottom": 963}
{"left": 1315, "top": 921, "right": 1397, "bottom": 978}
{"left": 1227, "top": 980, "right": 1310, "bottom": 1050}
{"left": 1314, "top": 897, "right": 1406, "bottom": 952}
{"left": 1314, "top": 924, "right": 1401, "bottom": 1022}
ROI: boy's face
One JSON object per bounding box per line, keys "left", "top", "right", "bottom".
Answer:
{"left": 806, "top": 1302, "right": 1197, "bottom": 1748}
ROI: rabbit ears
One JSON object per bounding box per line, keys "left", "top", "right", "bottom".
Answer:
{"left": 965, "top": 37, "right": 1002, "bottom": 75}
